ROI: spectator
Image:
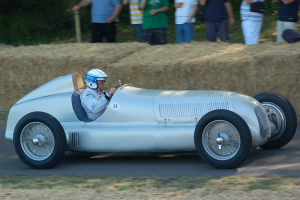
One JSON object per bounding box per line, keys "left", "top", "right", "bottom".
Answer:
{"left": 199, "top": 0, "right": 235, "bottom": 42}
{"left": 139, "top": 0, "right": 169, "bottom": 45}
{"left": 240, "top": 0, "right": 265, "bottom": 45}
{"left": 272, "top": 0, "right": 299, "bottom": 42}
{"left": 73, "top": 0, "right": 123, "bottom": 43}
{"left": 175, "top": 0, "right": 198, "bottom": 44}
{"left": 123, "top": 0, "right": 144, "bottom": 42}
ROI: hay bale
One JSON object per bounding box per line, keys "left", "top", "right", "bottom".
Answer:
{"left": 0, "top": 44, "right": 13, "bottom": 51}
{"left": 0, "top": 43, "right": 148, "bottom": 111}
{"left": 109, "top": 42, "right": 300, "bottom": 118}
{"left": 1, "top": 42, "right": 300, "bottom": 120}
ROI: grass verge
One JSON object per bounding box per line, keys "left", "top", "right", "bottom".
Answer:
{"left": 0, "top": 175, "right": 300, "bottom": 191}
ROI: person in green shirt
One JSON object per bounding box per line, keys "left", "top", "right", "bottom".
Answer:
{"left": 139, "top": 0, "right": 169, "bottom": 45}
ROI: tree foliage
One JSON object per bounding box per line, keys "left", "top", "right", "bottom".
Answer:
{"left": 0, "top": 0, "right": 72, "bottom": 45}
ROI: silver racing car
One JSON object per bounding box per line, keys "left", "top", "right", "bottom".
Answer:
{"left": 5, "top": 72, "right": 297, "bottom": 169}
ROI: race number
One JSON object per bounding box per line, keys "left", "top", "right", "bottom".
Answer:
{"left": 110, "top": 103, "right": 121, "bottom": 110}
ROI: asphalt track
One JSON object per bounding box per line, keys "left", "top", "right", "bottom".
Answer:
{"left": 1, "top": 124, "right": 300, "bottom": 177}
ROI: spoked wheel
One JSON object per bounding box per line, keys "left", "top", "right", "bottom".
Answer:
{"left": 202, "top": 120, "right": 241, "bottom": 161}
{"left": 195, "top": 110, "right": 252, "bottom": 169}
{"left": 14, "top": 112, "right": 66, "bottom": 169}
{"left": 261, "top": 103, "right": 285, "bottom": 141}
{"left": 253, "top": 92, "right": 297, "bottom": 149}
{"left": 20, "top": 122, "right": 55, "bottom": 161}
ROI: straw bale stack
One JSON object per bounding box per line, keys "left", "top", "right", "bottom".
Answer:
{"left": 0, "top": 44, "right": 13, "bottom": 51}
{"left": 0, "top": 43, "right": 147, "bottom": 112}
{"left": 110, "top": 42, "right": 300, "bottom": 119}
{"left": 0, "top": 42, "right": 300, "bottom": 120}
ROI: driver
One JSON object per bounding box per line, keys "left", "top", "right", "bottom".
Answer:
{"left": 80, "top": 69, "right": 116, "bottom": 120}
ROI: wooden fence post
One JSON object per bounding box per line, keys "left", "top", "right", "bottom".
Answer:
{"left": 74, "top": 11, "right": 82, "bottom": 43}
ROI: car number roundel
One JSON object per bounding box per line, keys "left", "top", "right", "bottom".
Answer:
{"left": 110, "top": 103, "right": 121, "bottom": 110}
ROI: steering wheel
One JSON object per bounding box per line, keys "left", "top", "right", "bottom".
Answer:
{"left": 115, "top": 83, "right": 124, "bottom": 90}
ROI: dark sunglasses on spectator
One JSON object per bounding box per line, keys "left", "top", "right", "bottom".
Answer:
{"left": 97, "top": 80, "right": 106, "bottom": 84}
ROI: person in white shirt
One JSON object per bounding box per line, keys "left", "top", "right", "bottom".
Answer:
{"left": 123, "top": 0, "right": 143, "bottom": 42}
{"left": 175, "top": 0, "right": 198, "bottom": 44}
{"left": 80, "top": 69, "right": 116, "bottom": 121}
{"left": 240, "top": 0, "right": 265, "bottom": 45}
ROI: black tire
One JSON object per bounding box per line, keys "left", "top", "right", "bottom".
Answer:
{"left": 253, "top": 92, "right": 297, "bottom": 149}
{"left": 194, "top": 110, "right": 252, "bottom": 169}
{"left": 13, "top": 112, "right": 66, "bottom": 169}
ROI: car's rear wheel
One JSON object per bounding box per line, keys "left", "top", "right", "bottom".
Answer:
{"left": 13, "top": 112, "right": 66, "bottom": 169}
{"left": 253, "top": 92, "right": 297, "bottom": 149}
{"left": 194, "top": 110, "right": 252, "bottom": 169}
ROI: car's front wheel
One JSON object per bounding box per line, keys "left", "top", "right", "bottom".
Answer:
{"left": 13, "top": 112, "right": 66, "bottom": 169}
{"left": 253, "top": 92, "right": 297, "bottom": 149}
{"left": 194, "top": 110, "right": 252, "bottom": 169}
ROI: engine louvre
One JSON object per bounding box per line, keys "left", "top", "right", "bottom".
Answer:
{"left": 154, "top": 90, "right": 235, "bottom": 123}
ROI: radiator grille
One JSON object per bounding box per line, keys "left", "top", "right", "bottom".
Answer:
{"left": 254, "top": 105, "right": 271, "bottom": 139}
{"left": 159, "top": 91, "right": 233, "bottom": 98}
{"left": 71, "top": 132, "right": 80, "bottom": 147}
{"left": 159, "top": 102, "right": 229, "bottom": 119}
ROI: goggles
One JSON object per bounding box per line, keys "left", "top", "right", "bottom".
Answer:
{"left": 97, "top": 80, "right": 106, "bottom": 84}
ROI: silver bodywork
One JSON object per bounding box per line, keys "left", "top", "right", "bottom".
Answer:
{"left": 5, "top": 74, "right": 271, "bottom": 153}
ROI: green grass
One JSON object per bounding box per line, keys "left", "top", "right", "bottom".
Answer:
{"left": 247, "top": 177, "right": 283, "bottom": 190}
{"left": 0, "top": 175, "right": 299, "bottom": 191}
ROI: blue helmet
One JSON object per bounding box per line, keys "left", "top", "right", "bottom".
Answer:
{"left": 85, "top": 69, "right": 108, "bottom": 89}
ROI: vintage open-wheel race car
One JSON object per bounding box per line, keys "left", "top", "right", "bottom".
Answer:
{"left": 5, "top": 72, "right": 297, "bottom": 169}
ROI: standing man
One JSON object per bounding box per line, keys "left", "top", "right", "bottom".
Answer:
{"left": 123, "top": 0, "right": 143, "bottom": 42}
{"left": 72, "top": 0, "right": 123, "bottom": 43}
{"left": 139, "top": 0, "right": 169, "bottom": 45}
{"left": 175, "top": 0, "right": 198, "bottom": 44}
{"left": 199, "top": 0, "right": 235, "bottom": 42}
{"left": 273, "top": 0, "right": 299, "bottom": 42}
